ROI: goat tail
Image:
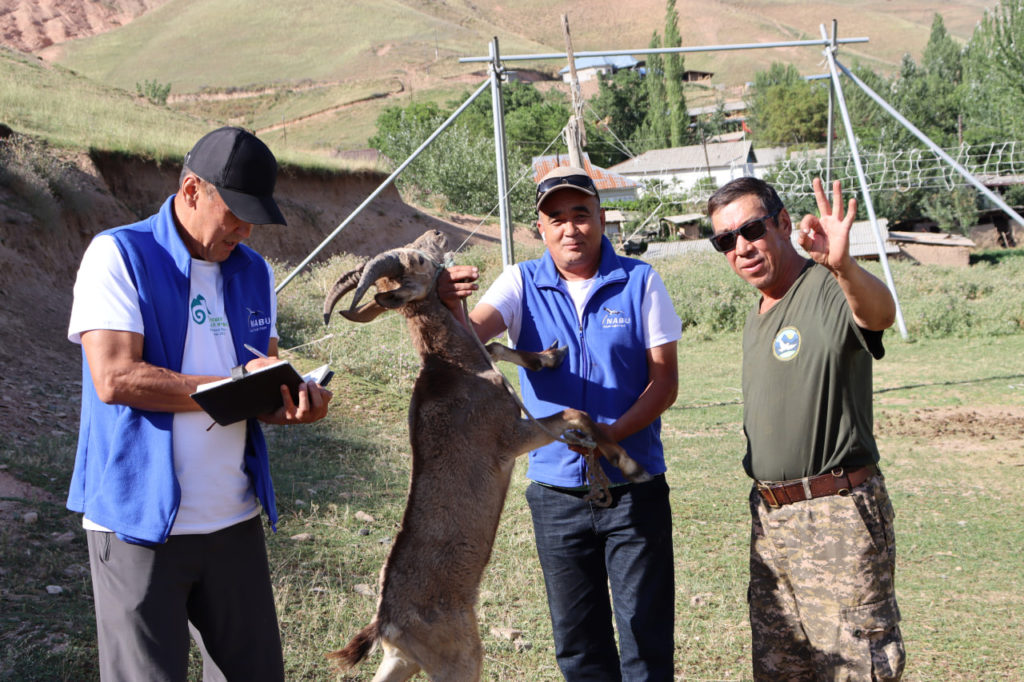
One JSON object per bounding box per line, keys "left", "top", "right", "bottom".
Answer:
{"left": 326, "top": 621, "right": 380, "bottom": 669}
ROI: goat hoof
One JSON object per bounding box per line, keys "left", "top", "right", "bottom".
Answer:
{"left": 539, "top": 342, "right": 567, "bottom": 368}
{"left": 626, "top": 468, "right": 653, "bottom": 483}
{"left": 605, "top": 449, "right": 652, "bottom": 483}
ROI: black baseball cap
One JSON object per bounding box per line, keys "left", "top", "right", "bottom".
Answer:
{"left": 535, "top": 165, "right": 599, "bottom": 210}
{"left": 183, "top": 127, "right": 287, "bottom": 226}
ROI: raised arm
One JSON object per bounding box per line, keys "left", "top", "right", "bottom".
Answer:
{"left": 797, "top": 178, "right": 896, "bottom": 331}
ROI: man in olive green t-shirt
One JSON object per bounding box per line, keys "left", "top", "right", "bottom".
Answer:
{"left": 708, "top": 177, "right": 905, "bottom": 681}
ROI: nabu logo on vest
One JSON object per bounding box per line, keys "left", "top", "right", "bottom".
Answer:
{"left": 190, "top": 295, "right": 210, "bottom": 324}
{"left": 601, "top": 306, "right": 632, "bottom": 329}
{"left": 248, "top": 307, "right": 272, "bottom": 333}
{"left": 773, "top": 327, "right": 801, "bottom": 361}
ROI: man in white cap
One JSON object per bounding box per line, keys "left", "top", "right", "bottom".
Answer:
{"left": 442, "top": 165, "right": 681, "bottom": 680}
{"left": 68, "top": 127, "right": 332, "bottom": 680}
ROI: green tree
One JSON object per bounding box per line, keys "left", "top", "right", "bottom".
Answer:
{"left": 641, "top": 30, "right": 669, "bottom": 151}
{"left": 368, "top": 90, "right": 547, "bottom": 223}
{"left": 746, "top": 63, "right": 828, "bottom": 146}
{"left": 884, "top": 16, "right": 963, "bottom": 148}
{"left": 662, "top": 0, "right": 689, "bottom": 147}
{"left": 836, "top": 61, "right": 895, "bottom": 148}
{"left": 588, "top": 69, "right": 649, "bottom": 166}
{"left": 921, "top": 185, "right": 980, "bottom": 235}
{"left": 962, "top": 0, "right": 1024, "bottom": 144}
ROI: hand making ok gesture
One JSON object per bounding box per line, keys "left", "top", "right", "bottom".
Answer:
{"left": 797, "top": 177, "right": 856, "bottom": 273}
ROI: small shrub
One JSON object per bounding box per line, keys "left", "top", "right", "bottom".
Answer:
{"left": 135, "top": 78, "right": 171, "bottom": 106}
{"left": 910, "top": 293, "right": 975, "bottom": 338}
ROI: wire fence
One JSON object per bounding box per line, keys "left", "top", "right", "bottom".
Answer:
{"left": 768, "top": 141, "right": 1024, "bottom": 197}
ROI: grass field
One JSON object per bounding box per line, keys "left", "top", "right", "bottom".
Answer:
{"left": 1, "top": 242, "right": 1022, "bottom": 680}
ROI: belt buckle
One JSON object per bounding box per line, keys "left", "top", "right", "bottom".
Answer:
{"left": 831, "top": 467, "right": 850, "bottom": 496}
{"left": 757, "top": 482, "right": 781, "bottom": 508}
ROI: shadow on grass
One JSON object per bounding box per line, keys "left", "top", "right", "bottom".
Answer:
{"left": 875, "top": 372, "right": 1024, "bottom": 394}
{"left": 970, "top": 247, "right": 1024, "bottom": 266}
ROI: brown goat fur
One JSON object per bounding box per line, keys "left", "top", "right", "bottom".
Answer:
{"left": 323, "top": 230, "right": 649, "bottom": 681}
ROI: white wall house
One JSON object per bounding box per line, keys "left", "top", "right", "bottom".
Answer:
{"left": 607, "top": 140, "right": 758, "bottom": 196}
{"left": 559, "top": 56, "right": 642, "bottom": 83}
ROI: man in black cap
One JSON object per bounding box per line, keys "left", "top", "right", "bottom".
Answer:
{"left": 67, "top": 126, "right": 331, "bottom": 680}
{"left": 441, "top": 165, "right": 681, "bottom": 680}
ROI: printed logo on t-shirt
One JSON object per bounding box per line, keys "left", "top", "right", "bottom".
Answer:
{"left": 191, "top": 294, "right": 209, "bottom": 324}
{"left": 190, "top": 294, "right": 229, "bottom": 337}
{"left": 773, "top": 326, "right": 801, "bottom": 361}
{"left": 601, "top": 306, "right": 633, "bottom": 330}
{"left": 247, "top": 307, "right": 272, "bottom": 333}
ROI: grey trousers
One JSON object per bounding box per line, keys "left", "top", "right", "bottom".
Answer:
{"left": 86, "top": 516, "right": 284, "bottom": 682}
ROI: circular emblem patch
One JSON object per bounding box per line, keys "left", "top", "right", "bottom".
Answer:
{"left": 773, "top": 327, "right": 801, "bottom": 361}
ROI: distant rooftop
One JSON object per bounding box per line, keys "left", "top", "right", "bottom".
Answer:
{"left": 608, "top": 140, "right": 755, "bottom": 175}
{"left": 532, "top": 153, "right": 638, "bottom": 193}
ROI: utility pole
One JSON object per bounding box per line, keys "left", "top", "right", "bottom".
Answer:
{"left": 561, "top": 14, "right": 587, "bottom": 169}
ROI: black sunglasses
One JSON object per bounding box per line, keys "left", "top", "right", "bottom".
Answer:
{"left": 536, "top": 174, "right": 598, "bottom": 203}
{"left": 709, "top": 208, "right": 781, "bottom": 253}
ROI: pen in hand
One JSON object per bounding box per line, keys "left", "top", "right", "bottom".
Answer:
{"left": 244, "top": 343, "right": 269, "bottom": 359}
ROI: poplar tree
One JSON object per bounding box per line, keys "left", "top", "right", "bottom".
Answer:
{"left": 662, "top": 0, "right": 689, "bottom": 147}
{"left": 642, "top": 30, "right": 668, "bottom": 151}
{"left": 962, "top": 0, "right": 1024, "bottom": 144}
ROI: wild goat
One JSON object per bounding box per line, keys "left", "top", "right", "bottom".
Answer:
{"left": 322, "top": 230, "right": 650, "bottom": 681}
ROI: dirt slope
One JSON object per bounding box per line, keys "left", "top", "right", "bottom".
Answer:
{"left": 0, "top": 0, "right": 171, "bottom": 53}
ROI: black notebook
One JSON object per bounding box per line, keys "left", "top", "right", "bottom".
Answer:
{"left": 191, "top": 361, "right": 332, "bottom": 426}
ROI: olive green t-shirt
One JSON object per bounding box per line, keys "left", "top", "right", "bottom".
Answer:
{"left": 741, "top": 261, "right": 885, "bottom": 482}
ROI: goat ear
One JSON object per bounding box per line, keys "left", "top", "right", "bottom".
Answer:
{"left": 375, "top": 278, "right": 431, "bottom": 309}
{"left": 340, "top": 301, "right": 387, "bottom": 323}
{"left": 374, "top": 288, "right": 413, "bottom": 309}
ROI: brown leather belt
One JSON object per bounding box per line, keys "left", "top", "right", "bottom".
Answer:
{"left": 756, "top": 465, "right": 877, "bottom": 508}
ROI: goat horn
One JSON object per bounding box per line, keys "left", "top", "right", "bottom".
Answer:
{"left": 349, "top": 251, "right": 405, "bottom": 311}
{"left": 323, "top": 268, "right": 364, "bottom": 325}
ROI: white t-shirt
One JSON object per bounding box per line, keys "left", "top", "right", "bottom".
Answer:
{"left": 479, "top": 263, "right": 682, "bottom": 348}
{"left": 69, "top": 235, "right": 278, "bottom": 534}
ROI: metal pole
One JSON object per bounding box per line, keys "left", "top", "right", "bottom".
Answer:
{"left": 825, "top": 19, "right": 837, "bottom": 186}
{"left": 489, "top": 37, "right": 515, "bottom": 269}
{"left": 459, "top": 37, "right": 869, "bottom": 63}
{"left": 820, "top": 24, "right": 909, "bottom": 339}
{"left": 834, "top": 57, "right": 1024, "bottom": 228}
{"left": 276, "top": 79, "right": 492, "bottom": 294}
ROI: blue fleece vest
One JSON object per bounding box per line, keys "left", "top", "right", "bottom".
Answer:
{"left": 517, "top": 237, "right": 666, "bottom": 487}
{"left": 68, "top": 195, "right": 278, "bottom": 545}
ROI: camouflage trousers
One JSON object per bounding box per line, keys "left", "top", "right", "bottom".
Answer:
{"left": 748, "top": 473, "right": 905, "bottom": 681}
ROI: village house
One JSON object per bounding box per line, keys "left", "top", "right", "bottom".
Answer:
{"left": 607, "top": 140, "right": 758, "bottom": 195}
{"left": 559, "top": 56, "right": 643, "bottom": 83}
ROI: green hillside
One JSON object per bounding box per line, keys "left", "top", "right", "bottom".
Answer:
{"left": 53, "top": 0, "right": 550, "bottom": 91}
{"left": 41, "top": 0, "right": 995, "bottom": 155}
{"left": 0, "top": 48, "right": 208, "bottom": 159}
{"left": 55, "top": 0, "right": 993, "bottom": 90}
{"left": 0, "top": 47, "right": 358, "bottom": 169}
